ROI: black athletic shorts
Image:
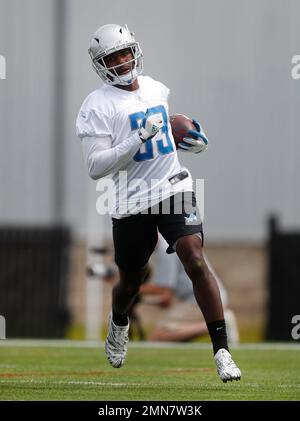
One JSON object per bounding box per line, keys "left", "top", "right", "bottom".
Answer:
{"left": 112, "top": 191, "right": 203, "bottom": 271}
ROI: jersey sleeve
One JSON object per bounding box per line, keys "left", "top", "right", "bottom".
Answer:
{"left": 160, "top": 83, "right": 170, "bottom": 101}
{"left": 156, "top": 80, "right": 170, "bottom": 101}
{"left": 81, "top": 132, "right": 143, "bottom": 180}
{"left": 76, "top": 108, "right": 111, "bottom": 139}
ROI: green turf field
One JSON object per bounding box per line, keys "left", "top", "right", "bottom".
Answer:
{"left": 0, "top": 341, "right": 299, "bottom": 401}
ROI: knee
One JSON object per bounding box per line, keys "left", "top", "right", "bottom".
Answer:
{"left": 121, "top": 282, "right": 141, "bottom": 295}
{"left": 120, "top": 276, "right": 143, "bottom": 294}
{"left": 184, "top": 254, "right": 208, "bottom": 281}
{"left": 119, "top": 264, "right": 150, "bottom": 293}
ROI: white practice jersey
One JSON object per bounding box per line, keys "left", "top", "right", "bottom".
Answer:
{"left": 76, "top": 75, "right": 193, "bottom": 218}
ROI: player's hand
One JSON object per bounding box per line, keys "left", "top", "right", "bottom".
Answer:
{"left": 178, "top": 119, "right": 208, "bottom": 153}
{"left": 138, "top": 110, "right": 164, "bottom": 142}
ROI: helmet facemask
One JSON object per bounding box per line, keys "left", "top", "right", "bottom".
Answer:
{"left": 90, "top": 43, "right": 143, "bottom": 86}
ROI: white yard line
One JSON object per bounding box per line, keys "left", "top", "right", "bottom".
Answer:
{"left": 0, "top": 339, "right": 299, "bottom": 350}
{"left": 0, "top": 379, "right": 142, "bottom": 387}
{"left": 0, "top": 379, "right": 298, "bottom": 391}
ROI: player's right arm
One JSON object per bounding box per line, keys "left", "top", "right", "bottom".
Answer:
{"left": 77, "top": 106, "right": 163, "bottom": 180}
{"left": 81, "top": 133, "right": 143, "bottom": 180}
{"left": 76, "top": 105, "right": 144, "bottom": 179}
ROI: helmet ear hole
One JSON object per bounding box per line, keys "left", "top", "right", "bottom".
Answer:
{"left": 94, "top": 38, "right": 99, "bottom": 43}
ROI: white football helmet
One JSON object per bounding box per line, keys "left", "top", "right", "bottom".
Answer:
{"left": 88, "top": 24, "right": 143, "bottom": 86}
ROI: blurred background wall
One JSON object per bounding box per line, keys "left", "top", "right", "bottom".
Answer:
{"left": 0, "top": 0, "right": 299, "bottom": 340}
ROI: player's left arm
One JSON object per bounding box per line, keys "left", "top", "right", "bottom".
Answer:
{"left": 178, "top": 119, "right": 209, "bottom": 154}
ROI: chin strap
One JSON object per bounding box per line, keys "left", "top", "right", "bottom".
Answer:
{"left": 111, "top": 69, "right": 138, "bottom": 86}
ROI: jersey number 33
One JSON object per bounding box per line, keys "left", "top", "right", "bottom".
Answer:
{"left": 129, "top": 105, "right": 174, "bottom": 162}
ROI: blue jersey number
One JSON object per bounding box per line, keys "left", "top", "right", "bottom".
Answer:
{"left": 129, "top": 105, "right": 174, "bottom": 161}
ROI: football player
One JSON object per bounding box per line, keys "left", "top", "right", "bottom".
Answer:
{"left": 76, "top": 24, "right": 241, "bottom": 382}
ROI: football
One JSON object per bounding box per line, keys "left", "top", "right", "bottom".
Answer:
{"left": 169, "top": 114, "right": 197, "bottom": 148}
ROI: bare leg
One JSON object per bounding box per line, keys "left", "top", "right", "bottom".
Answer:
{"left": 176, "top": 235, "right": 224, "bottom": 323}
{"left": 105, "top": 263, "right": 150, "bottom": 368}
{"left": 112, "top": 264, "right": 150, "bottom": 315}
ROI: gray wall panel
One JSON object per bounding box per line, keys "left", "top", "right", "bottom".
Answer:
{"left": 0, "top": 0, "right": 55, "bottom": 223}
{"left": 1, "top": 0, "right": 299, "bottom": 241}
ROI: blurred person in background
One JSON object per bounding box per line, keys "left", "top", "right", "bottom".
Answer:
{"left": 140, "top": 236, "right": 239, "bottom": 343}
